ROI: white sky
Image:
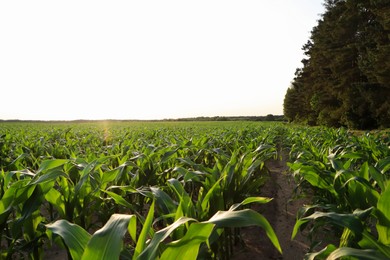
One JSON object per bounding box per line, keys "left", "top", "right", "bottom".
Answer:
{"left": 0, "top": 1, "right": 324, "bottom": 120}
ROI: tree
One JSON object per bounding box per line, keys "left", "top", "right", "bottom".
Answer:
{"left": 283, "top": 0, "right": 390, "bottom": 129}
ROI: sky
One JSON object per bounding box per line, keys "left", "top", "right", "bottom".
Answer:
{"left": 0, "top": 1, "right": 325, "bottom": 121}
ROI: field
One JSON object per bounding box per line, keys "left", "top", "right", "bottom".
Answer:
{"left": 0, "top": 121, "right": 389, "bottom": 259}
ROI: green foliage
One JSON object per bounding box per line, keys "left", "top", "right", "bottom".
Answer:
{"left": 287, "top": 126, "right": 390, "bottom": 259}
{"left": 284, "top": 0, "right": 390, "bottom": 129}
{"left": 0, "top": 121, "right": 283, "bottom": 259}
{"left": 1, "top": 121, "right": 387, "bottom": 259}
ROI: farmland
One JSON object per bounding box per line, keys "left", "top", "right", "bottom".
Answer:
{"left": 0, "top": 121, "right": 389, "bottom": 259}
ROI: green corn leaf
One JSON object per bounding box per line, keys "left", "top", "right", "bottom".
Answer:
{"left": 8, "top": 153, "right": 29, "bottom": 168}
{"left": 369, "top": 165, "right": 386, "bottom": 191}
{"left": 29, "top": 170, "right": 67, "bottom": 185}
{"left": 133, "top": 200, "right": 155, "bottom": 260}
{"left": 160, "top": 149, "right": 178, "bottom": 163}
{"left": 229, "top": 196, "right": 273, "bottom": 211}
{"left": 343, "top": 176, "right": 379, "bottom": 207}
{"left": 138, "top": 217, "right": 196, "bottom": 260}
{"left": 205, "top": 209, "right": 282, "bottom": 254}
{"left": 292, "top": 209, "right": 369, "bottom": 240}
{"left": 304, "top": 244, "right": 337, "bottom": 260}
{"left": 200, "top": 177, "right": 223, "bottom": 214}
{"left": 167, "top": 178, "right": 195, "bottom": 220}
{"left": 326, "top": 247, "right": 388, "bottom": 260}
{"left": 46, "top": 219, "right": 91, "bottom": 260}
{"left": 82, "top": 214, "right": 135, "bottom": 260}
{"left": 377, "top": 156, "right": 390, "bottom": 174}
{"left": 45, "top": 188, "right": 66, "bottom": 217}
{"left": 167, "top": 178, "right": 187, "bottom": 198}
{"left": 36, "top": 159, "right": 68, "bottom": 174}
{"left": 11, "top": 186, "right": 45, "bottom": 239}
{"left": 102, "top": 190, "right": 136, "bottom": 211}
{"left": 297, "top": 165, "right": 337, "bottom": 196}
{"left": 128, "top": 214, "right": 137, "bottom": 243}
{"left": 106, "top": 185, "right": 139, "bottom": 193}
{"left": 150, "top": 187, "right": 177, "bottom": 215}
{"left": 376, "top": 183, "right": 390, "bottom": 245}
{"left": 360, "top": 230, "right": 390, "bottom": 258}
{"left": 161, "top": 222, "right": 215, "bottom": 260}
{"left": 100, "top": 168, "right": 120, "bottom": 185}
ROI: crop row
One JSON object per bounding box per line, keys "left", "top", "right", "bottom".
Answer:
{"left": 287, "top": 127, "right": 390, "bottom": 259}
{"left": 0, "top": 122, "right": 283, "bottom": 259}
{"left": 1, "top": 122, "right": 388, "bottom": 259}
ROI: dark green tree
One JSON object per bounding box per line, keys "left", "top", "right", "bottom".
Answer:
{"left": 283, "top": 0, "right": 390, "bottom": 129}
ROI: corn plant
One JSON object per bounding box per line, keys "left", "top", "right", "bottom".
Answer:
{"left": 46, "top": 197, "right": 281, "bottom": 259}
{"left": 288, "top": 127, "right": 390, "bottom": 259}
{"left": 0, "top": 121, "right": 285, "bottom": 258}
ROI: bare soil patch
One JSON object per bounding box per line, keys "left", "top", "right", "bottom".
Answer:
{"left": 233, "top": 152, "right": 311, "bottom": 260}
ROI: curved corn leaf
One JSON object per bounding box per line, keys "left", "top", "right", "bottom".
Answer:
{"left": 292, "top": 208, "right": 372, "bottom": 240}
{"left": 376, "top": 183, "right": 390, "bottom": 245}
{"left": 102, "top": 190, "right": 136, "bottom": 211}
{"left": 229, "top": 196, "right": 273, "bottom": 211}
{"left": 327, "top": 247, "right": 388, "bottom": 260}
{"left": 205, "top": 209, "right": 282, "bottom": 254}
{"left": 138, "top": 217, "right": 196, "bottom": 260}
{"left": 36, "top": 159, "right": 68, "bottom": 174}
{"left": 133, "top": 200, "right": 155, "bottom": 260}
{"left": 82, "top": 214, "right": 135, "bottom": 260}
{"left": 304, "top": 244, "right": 337, "bottom": 260}
{"left": 161, "top": 222, "right": 215, "bottom": 260}
{"left": 46, "top": 219, "right": 91, "bottom": 260}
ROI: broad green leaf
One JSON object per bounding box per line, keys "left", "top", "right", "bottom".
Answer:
{"left": 167, "top": 178, "right": 195, "bottom": 220}
{"left": 369, "top": 165, "right": 386, "bottom": 191}
{"left": 305, "top": 244, "right": 337, "bottom": 260}
{"left": 297, "top": 165, "right": 337, "bottom": 196}
{"left": 360, "top": 230, "right": 390, "bottom": 258}
{"left": 229, "top": 196, "right": 273, "bottom": 211}
{"left": 328, "top": 154, "right": 345, "bottom": 171}
{"left": 133, "top": 200, "right": 155, "bottom": 260}
{"left": 150, "top": 187, "right": 177, "bottom": 215}
{"left": 377, "top": 157, "right": 390, "bottom": 174}
{"left": 167, "top": 178, "right": 186, "bottom": 198}
{"left": 75, "top": 158, "right": 108, "bottom": 194}
{"left": 343, "top": 176, "right": 379, "bottom": 207}
{"left": 101, "top": 168, "right": 120, "bottom": 185}
{"left": 376, "top": 183, "right": 390, "bottom": 245}
{"left": 128, "top": 214, "right": 137, "bottom": 243}
{"left": 102, "top": 190, "right": 136, "bottom": 211}
{"left": 106, "top": 185, "right": 139, "bottom": 193}
{"left": 161, "top": 223, "right": 215, "bottom": 260}
{"left": 246, "top": 159, "right": 263, "bottom": 176}
{"left": 45, "top": 188, "right": 65, "bottom": 217}
{"left": 327, "top": 247, "right": 388, "bottom": 260}
{"left": 160, "top": 149, "right": 178, "bottom": 163}
{"left": 12, "top": 186, "right": 44, "bottom": 229}
{"left": 29, "top": 170, "right": 67, "bottom": 185}
{"left": 82, "top": 214, "right": 135, "bottom": 260}
{"left": 138, "top": 217, "right": 196, "bottom": 260}
{"left": 200, "top": 177, "right": 223, "bottom": 215}
{"left": 205, "top": 209, "right": 282, "bottom": 253}
{"left": 292, "top": 209, "right": 369, "bottom": 240}
{"left": 46, "top": 219, "right": 91, "bottom": 260}
{"left": 36, "top": 159, "right": 68, "bottom": 174}
{"left": 0, "top": 180, "right": 35, "bottom": 225}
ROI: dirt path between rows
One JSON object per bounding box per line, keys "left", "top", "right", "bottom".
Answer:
{"left": 233, "top": 151, "right": 311, "bottom": 259}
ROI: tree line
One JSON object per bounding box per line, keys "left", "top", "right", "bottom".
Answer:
{"left": 283, "top": 0, "right": 389, "bottom": 129}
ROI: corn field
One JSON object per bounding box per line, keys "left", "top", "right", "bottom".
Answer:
{"left": 0, "top": 121, "right": 389, "bottom": 259}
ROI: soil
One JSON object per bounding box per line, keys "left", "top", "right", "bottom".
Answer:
{"left": 232, "top": 151, "right": 311, "bottom": 260}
